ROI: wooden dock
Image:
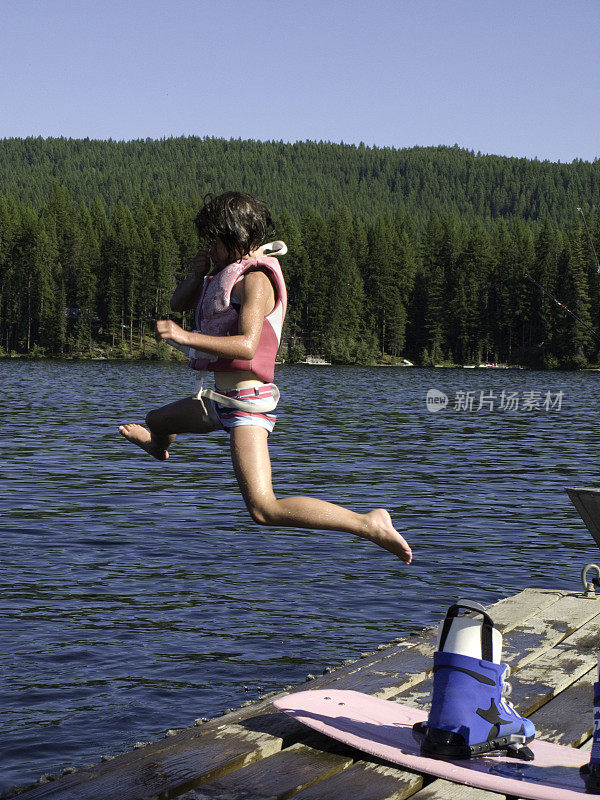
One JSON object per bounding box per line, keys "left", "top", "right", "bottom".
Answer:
{"left": 9, "top": 585, "right": 600, "bottom": 800}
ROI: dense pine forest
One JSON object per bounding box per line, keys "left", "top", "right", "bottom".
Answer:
{"left": 1, "top": 136, "right": 599, "bottom": 367}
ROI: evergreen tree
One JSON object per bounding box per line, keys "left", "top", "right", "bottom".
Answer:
{"left": 71, "top": 204, "right": 99, "bottom": 351}
{"left": 32, "top": 226, "right": 61, "bottom": 351}
{"left": 419, "top": 215, "right": 457, "bottom": 363}
{"left": 300, "top": 206, "right": 327, "bottom": 352}
{"left": 448, "top": 221, "right": 490, "bottom": 364}
{"left": 322, "top": 207, "right": 369, "bottom": 362}
{"left": 556, "top": 219, "right": 594, "bottom": 367}
{"left": 531, "top": 220, "right": 561, "bottom": 366}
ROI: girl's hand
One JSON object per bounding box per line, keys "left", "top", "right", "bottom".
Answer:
{"left": 155, "top": 320, "right": 188, "bottom": 345}
{"left": 190, "top": 249, "right": 211, "bottom": 278}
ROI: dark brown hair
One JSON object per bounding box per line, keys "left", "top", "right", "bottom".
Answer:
{"left": 193, "top": 191, "right": 273, "bottom": 261}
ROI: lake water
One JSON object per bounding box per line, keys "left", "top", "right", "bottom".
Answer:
{"left": 1, "top": 360, "right": 598, "bottom": 791}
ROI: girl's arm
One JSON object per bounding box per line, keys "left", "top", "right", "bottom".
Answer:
{"left": 170, "top": 250, "right": 211, "bottom": 312}
{"left": 157, "top": 270, "right": 275, "bottom": 361}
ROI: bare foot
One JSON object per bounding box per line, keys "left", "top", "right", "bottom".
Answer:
{"left": 363, "top": 509, "right": 412, "bottom": 564}
{"left": 118, "top": 424, "right": 169, "bottom": 461}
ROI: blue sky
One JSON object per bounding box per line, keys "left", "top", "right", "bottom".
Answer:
{"left": 1, "top": 0, "right": 598, "bottom": 162}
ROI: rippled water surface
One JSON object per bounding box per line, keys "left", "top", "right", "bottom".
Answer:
{"left": 1, "top": 360, "right": 598, "bottom": 790}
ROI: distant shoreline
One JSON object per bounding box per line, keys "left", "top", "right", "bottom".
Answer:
{"left": 4, "top": 354, "right": 599, "bottom": 371}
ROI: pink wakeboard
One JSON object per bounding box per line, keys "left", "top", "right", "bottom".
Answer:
{"left": 274, "top": 690, "right": 591, "bottom": 800}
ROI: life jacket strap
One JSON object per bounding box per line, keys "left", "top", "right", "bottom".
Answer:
{"left": 167, "top": 339, "right": 211, "bottom": 361}
{"left": 193, "top": 374, "right": 280, "bottom": 413}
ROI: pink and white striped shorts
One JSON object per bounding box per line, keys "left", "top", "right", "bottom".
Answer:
{"left": 211, "top": 384, "right": 277, "bottom": 434}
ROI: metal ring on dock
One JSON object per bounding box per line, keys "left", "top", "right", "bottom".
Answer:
{"left": 581, "top": 563, "right": 600, "bottom": 596}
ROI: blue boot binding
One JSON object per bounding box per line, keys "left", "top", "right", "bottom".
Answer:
{"left": 414, "top": 600, "right": 535, "bottom": 761}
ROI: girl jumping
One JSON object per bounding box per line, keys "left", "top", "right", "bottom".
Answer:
{"left": 118, "top": 192, "right": 412, "bottom": 564}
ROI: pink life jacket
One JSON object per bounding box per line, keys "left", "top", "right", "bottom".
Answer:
{"left": 189, "top": 256, "right": 287, "bottom": 383}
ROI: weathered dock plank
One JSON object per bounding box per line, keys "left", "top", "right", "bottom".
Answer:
{"left": 507, "top": 623, "right": 600, "bottom": 717}
{"left": 12, "top": 724, "right": 285, "bottom": 800}
{"left": 581, "top": 738, "right": 593, "bottom": 751}
{"left": 487, "top": 588, "right": 565, "bottom": 630}
{"left": 292, "top": 763, "right": 423, "bottom": 800}
{"left": 408, "top": 781, "right": 503, "bottom": 800}
{"left": 501, "top": 592, "right": 600, "bottom": 668}
{"left": 180, "top": 760, "right": 423, "bottom": 800}
{"left": 528, "top": 667, "right": 595, "bottom": 747}
{"left": 180, "top": 742, "right": 353, "bottom": 799}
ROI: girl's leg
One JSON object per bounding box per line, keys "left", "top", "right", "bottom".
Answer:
{"left": 119, "top": 396, "right": 221, "bottom": 460}
{"left": 229, "top": 425, "right": 412, "bottom": 563}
